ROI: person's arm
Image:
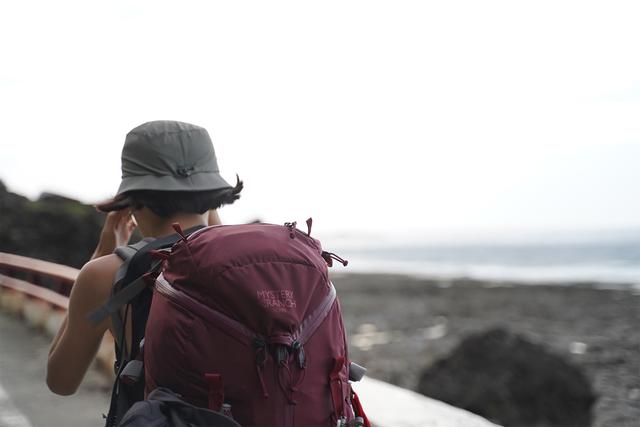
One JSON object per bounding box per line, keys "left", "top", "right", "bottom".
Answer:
{"left": 48, "top": 315, "right": 68, "bottom": 357}
{"left": 47, "top": 211, "right": 134, "bottom": 395}
{"left": 46, "top": 255, "right": 120, "bottom": 395}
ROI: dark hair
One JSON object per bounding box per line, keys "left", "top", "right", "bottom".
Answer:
{"left": 96, "top": 175, "right": 243, "bottom": 217}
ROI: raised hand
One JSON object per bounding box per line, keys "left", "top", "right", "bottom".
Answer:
{"left": 91, "top": 210, "right": 137, "bottom": 259}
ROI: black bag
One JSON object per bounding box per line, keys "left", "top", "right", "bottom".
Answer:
{"left": 118, "top": 387, "right": 241, "bottom": 427}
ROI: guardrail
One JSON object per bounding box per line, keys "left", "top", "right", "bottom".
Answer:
{"left": 0, "top": 252, "right": 116, "bottom": 379}
{"left": 0, "top": 251, "right": 499, "bottom": 427}
{"left": 0, "top": 252, "right": 78, "bottom": 294}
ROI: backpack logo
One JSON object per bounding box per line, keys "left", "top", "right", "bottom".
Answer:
{"left": 256, "top": 289, "right": 297, "bottom": 312}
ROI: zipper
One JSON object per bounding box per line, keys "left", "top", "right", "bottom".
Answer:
{"left": 155, "top": 274, "right": 260, "bottom": 346}
{"left": 184, "top": 224, "right": 219, "bottom": 240}
{"left": 156, "top": 274, "right": 336, "bottom": 347}
{"left": 294, "top": 281, "right": 337, "bottom": 345}
{"left": 184, "top": 223, "right": 322, "bottom": 252}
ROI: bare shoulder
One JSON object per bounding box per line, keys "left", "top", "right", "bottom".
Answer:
{"left": 81, "top": 253, "right": 122, "bottom": 285}
{"left": 67, "top": 254, "right": 122, "bottom": 323}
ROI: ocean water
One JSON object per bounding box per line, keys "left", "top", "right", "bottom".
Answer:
{"left": 329, "top": 238, "right": 640, "bottom": 287}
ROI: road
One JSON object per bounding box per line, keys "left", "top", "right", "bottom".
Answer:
{"left": 0, "top": 312, "right": 111, "bottom": 427}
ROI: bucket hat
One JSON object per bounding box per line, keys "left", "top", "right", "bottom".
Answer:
{"left": 96, "top": 120, "right": 231, "bottom": 212}
{"left": 116, "top": 120, "right": 230, "bottom": 195}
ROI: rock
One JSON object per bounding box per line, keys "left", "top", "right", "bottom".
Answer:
{"left": 0, "top": 180, "right": 105, "bottom": 268}
{"left": 417, "top": 328, "right": 596, "bottom": 427}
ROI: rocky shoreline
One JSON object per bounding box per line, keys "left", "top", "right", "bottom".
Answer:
{"left": 332, "top": 273, "right": 640, "bottom": 427}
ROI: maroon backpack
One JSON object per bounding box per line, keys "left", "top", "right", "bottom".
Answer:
{"left": 121, "top": 220, "right": 369, "bottom": 427}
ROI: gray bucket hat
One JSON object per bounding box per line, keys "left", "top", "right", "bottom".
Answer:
{"left": 116, "top": 120, "right": 231, "bottom": 195}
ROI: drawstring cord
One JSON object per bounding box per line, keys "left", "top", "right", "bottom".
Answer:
{"left": 322, "top": 251, "right": 349, "bottom": 267}
{"left": 276, "top": 343, "right": 307, "bottom": 405}
{"left": 277, "top": 353, "right": 296, "bottom": 404}
{"left": 255, "top": 336, "right": 308, "bottom": 405}
{"left": 256, "top": 364, "right": 269, "bottom": 399}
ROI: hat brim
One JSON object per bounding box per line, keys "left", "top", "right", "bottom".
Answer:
{"left": 94, "top": 195, "right": 132, "bottom": 212}
{"left": 95, "top": 172, "right": 232, "bottom": 213}
{"left": 116, "top": 172, "right": 231, "bottom": 195}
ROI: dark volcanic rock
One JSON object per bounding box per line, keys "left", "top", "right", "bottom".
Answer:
{"left": 0, "top": 181, "right": 105, "bottom": 268}
{"left": 417, "top": 328, "right": 596, "bottom": 427}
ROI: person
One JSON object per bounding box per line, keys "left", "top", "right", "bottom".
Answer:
{"left": 46, "top": 120, "right": 242, "bottom": 396}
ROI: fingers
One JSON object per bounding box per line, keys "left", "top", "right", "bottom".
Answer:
{"left": 116, "top": 211, "right": 134, "bottom": 231}
{"left": 104, "top": 209, "right": 130, "bottom": 228}
{"left": 103, "top": 211, "right": 119, "bottom": 228}
{"left": 127, "top": 214, "right": 137, "bottom": 233}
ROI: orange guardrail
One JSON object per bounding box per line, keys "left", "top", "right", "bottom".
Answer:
{"left": 0, "top": 252, "right": 116, "bottom": 377}
{"left": 0, "top": 273, "right": 70, "bottom": 310}
{"left": 0, "top": 252, "right": 78, "bottom": 297}
{"left": 0, "top": 252, "right": 78, "bottom": 283}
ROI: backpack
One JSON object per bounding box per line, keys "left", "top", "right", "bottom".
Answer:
{"left": 90, "top": 220, "right": 370, "bottom": 427}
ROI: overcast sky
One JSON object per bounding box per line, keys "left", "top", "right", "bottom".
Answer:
{"left": 1, "top": 1, "right": 639, "bottom": 239}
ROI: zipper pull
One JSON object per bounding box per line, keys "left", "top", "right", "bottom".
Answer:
{"left": 306, "top": 218, "right": 313, "bottom": 237}
{"left": 172, "top": 223, "right": 188, "bottom": 242}
{"left": 322, "top": 251, "right": 349, "bottom": 267}
{"left": 284, "top": 221, "right": 297, "bottom": 239}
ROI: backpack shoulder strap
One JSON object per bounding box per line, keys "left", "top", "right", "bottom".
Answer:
{"left": 112, "top": 238, "right": 156, "bottom": 291}
{"left": 88, "top": 225, "right": 204, "bottom": 328}
{"left": 101, "top": 225, "right": 206, "bottom": 427}
{"left": 86, "top": 238, "right": 156, "bottom": 329}
{"left": 115, "top": 238, "right": 153, "bottom": 260}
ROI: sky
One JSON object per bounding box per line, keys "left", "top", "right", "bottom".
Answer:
{"left": 1, "top": 1, "right": 639, "bottom": 241}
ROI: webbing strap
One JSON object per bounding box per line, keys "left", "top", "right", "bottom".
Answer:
{"left": 89, "top": 258, "right": 160, "bottom": 358}
{"left": 205, "top": 373, "right": 225, "bottom": 412}
{"left": 87, "top": 277, "right": 142, "bottom": 328}
{"left": 112, "top": 278, "right": 141, "bottom": 354}
{"left": 329, "top": 356, "right": 345, "bottom": 421}
{"left": 88, "top": 261, "right": 160, "bottom": 327}
{"left": 111, "top": 309, "right": 125, "bottom": 359}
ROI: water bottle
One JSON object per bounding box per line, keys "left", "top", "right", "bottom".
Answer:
{"left": 221, "top": 403, "right": 234, "bottom": 419}
{"left": 349, "top": 362, "right": 367, "bottom": 382}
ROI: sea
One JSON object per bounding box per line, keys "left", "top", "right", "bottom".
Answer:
{"left": 325, "top": 229, "right": 640, "bottom": 288}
